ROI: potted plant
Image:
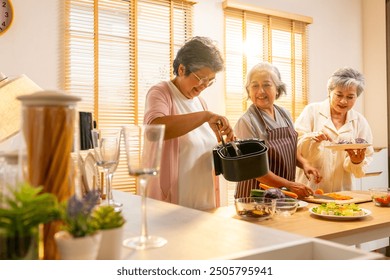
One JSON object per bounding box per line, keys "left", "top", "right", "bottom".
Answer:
{"left": 0, "top": 182, "right": 59, "bottom": 260}
{"left": 93, "top": 205, "right": 125, "bottom": 259}
{"left": 54, "top": 191, "right": 102, "bottom": 260}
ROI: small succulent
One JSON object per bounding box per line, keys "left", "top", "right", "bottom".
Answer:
{"left": 60, "top": 191, "right": 100, "bottom": 238}
{"left": 0, "top": 182, "right": 60, "bottom": 237}
{"left": 92, "top": 206, "right": 125, "bottom": 230}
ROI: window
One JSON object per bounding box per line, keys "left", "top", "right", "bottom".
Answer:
{"left": 64, "top": 0, "right": 194, "bottom": 193}
{"left": 223, "top": 1, "right": 312, "bottom": 204}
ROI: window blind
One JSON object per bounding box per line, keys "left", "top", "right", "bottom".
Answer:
{"left": 64, "top": 0, "right": 194, "bottom": 194}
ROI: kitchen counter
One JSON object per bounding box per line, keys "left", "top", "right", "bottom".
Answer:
{"left": 210, "top": 191, "right": 390, "bottom": 247}
{"left": 112, "top": 190, "right": 383, "bottom": 259}
{"left": 114, "top": 191, "right": 305, "bottom": 260}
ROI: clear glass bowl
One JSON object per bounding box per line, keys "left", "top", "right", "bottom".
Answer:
{"left": 369, "top": 188, "right": 390, "bottom": 207}
{"left": 234, "top": 197, "right": 276, "bottom": 221}
{"left": 275, "top": 198, "right": 299, "bottom": 217}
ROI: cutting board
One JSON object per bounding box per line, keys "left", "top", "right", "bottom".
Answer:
{"left": 303, "top": 191, "right": 372, "bottom": 204}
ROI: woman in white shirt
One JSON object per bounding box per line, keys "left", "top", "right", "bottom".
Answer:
{"left": 295, "top": 67, "right": 374, "bottom": 193}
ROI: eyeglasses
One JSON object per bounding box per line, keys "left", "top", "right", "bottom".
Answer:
{"left": 332, "top": 92, "right": 357, "bottom": 102}
{"left": 191, "top": 72, "right": 215, "bottom": 87}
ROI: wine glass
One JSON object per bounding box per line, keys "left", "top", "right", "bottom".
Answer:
{"left": 106, "top": 129, "right": 123, "bottom": 210}
{"left": 91, "top": 129, "right": 122, "bottom": 212}
{"left": 122, "top": 124, "right": 166, "bottom": 250}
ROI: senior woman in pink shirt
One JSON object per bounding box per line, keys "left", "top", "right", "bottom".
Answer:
{"left": 143, "top": 37, "right": 234, "bottom": 210}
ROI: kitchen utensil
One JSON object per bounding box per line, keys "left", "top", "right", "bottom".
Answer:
{"left": 216, "top": 122, "right": 230, "bottom": 157}
{"left": 230, "top": 141, "right": 243, "bottom": 156}
{"left": 312, "top": 194, "right": 335, "bottom": 200}
{"left": 213, "top": 138, "right": 269, "bottom": 182}
{"left": 304, "top": 191, "right": 372, "bottom": 204}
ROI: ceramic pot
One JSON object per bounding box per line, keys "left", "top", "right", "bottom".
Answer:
{"left": 96, "top": 226, "right": 124, "bottom": 260}
{"left": 54, "top": 231, "right": 102, "bottom": 260}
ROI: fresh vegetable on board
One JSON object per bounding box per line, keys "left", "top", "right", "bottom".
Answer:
{"left": 260, "top": 183, "right": 298, "bottom": 199}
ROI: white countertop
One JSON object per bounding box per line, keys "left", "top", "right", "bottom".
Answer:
{"left": 114, "top": 191, "right": 305, "bottom": 260}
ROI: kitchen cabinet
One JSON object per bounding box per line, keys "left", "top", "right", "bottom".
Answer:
{"left": 353, "top": 147, "right": 388, "bottom": 190}
{"left": 352, "top": 148, "right": 389, "bottom": 252}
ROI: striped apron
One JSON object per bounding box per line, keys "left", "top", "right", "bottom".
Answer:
{"left": 235, "top": 106, "right": 298, "bottom": 198}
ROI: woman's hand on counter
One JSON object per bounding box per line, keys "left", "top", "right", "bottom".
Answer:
{"left": 287, "top": 182, "right": 314, "bottom": 199}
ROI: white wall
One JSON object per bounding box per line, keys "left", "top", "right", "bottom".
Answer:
{"left": 362, "top": 0, "right": 387, "bottom": 148}
{"left": 0, "top": 0, "right": 61, "bottom": 90}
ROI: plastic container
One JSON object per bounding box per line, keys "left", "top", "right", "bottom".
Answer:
{"left": 213, "top": 138, "right": 269, "bottom": 181}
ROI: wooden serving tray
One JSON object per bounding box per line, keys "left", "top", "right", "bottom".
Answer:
{"left": 303, "top": 191, "right": 372, "bottom": 204}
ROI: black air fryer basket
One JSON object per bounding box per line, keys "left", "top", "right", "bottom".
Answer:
{"left": 213, "top": 138, "right": 269, "bottom": 182}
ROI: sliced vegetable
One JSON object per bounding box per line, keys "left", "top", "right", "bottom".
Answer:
{"left": 314, "top": 188, "right": 324, "bottom": 195}
{"left": 260, "top": 183, "right": 298, "bottom": 199}
{"left": 264, "top": 188, "right": 285, "bottom": 199}
{"left": 250, "top": 189, "right": 266, "bottom": 197}
{"left": 325, "top": 193, "right": 352, "bottom": 200}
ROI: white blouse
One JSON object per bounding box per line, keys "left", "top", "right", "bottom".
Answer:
{"left": 168, "top": 82, "right": 218, "bottom": 210}
{"left": 294, "top": 99, "right": 374, "bottom": 193}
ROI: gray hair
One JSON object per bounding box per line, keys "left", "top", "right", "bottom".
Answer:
{"left": 173, "top": 36, "right": 224, "bottom": 76}
{"left": 245, "top": 62, "right": 287, "bottom": 99}
{"left": 327, "top": 67, "right": 365, "bottom": 97}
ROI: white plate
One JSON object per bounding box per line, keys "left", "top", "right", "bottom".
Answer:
{"left": 297, "top": 200, "right": 308, "bottom": 209}
{"left": 84, "top": 152, "right": 100, "bottom": 192}
{"left": 309, "top": 207, "right": 371, "bottom": 220}
{"left": 324, "top": 143, "right": 371, "bottom": 151}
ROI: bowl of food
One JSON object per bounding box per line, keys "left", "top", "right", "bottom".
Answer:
{"left": 234, "top": 197, "right": 276, "bottom": 221}
{"left": 369, "top": 188, "right": 390, "bottom": 207}
{"left": 274, "top": 198, "right": 299, "bottom": 217}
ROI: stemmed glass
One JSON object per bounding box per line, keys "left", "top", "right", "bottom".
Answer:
{"left": 122, "top": 124, "right": 166, "bottom": 250}
{"left": 91, "top": 129, "right": 122, "bottom": 212}
{"left": 106, "top": 129, "right": 124, "bottom": 210}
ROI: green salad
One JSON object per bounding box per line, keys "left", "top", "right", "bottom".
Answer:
{"left": 312, "top": 202, "right": 364, "bottom": 217}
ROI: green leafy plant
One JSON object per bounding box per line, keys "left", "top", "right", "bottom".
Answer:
{"left": 92, "top": 205, "right": 125, "bottom": 230}
{"left": 60, "top": 191, "right": 100, "bottom": 238}
{"left": 0, "top": 182, "right": 60, "bottom": 237}
{"left": 0, "top": 182, "right": 60, "bottom": 259}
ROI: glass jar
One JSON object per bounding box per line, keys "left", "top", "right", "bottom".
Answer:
{"left": 0, "top": 151, "right": 20, "bottom": 206}
{"left": 17, "top": 90, "right": 81, "bottom": 260}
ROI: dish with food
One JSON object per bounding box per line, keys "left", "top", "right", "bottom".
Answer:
{"left": 309, "top": 202, "right": 371, "bottom": 220}
{"left": 235, "top": 197, "right": 276, "bottom": 221}
{"left": 369, "top": 188, "right": 390, "bottom": 207}
{"left": 324, "top": 143, "right": 371, "bottom": 151}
